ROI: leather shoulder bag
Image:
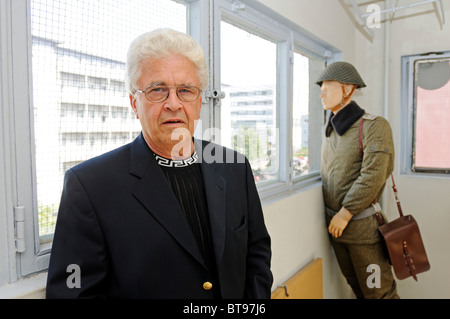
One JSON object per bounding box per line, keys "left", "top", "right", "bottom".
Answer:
{"left": 359, "top": 117, "right": 430, "bottom": 281}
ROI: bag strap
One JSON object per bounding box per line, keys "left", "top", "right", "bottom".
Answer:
{"left": 390, "top": 174, "right": 404, "bottom": 217}
{"left": 359, "top": 119, "right": 419, "bottom": 281}
{"left": 359, "top": 118, "right": 365, "bottom": 157}
{"left": 403, "top": 241, "right": 418, "bottom": 281}
{"left": 358, "top": 118, "right": 403, "bottom": 219}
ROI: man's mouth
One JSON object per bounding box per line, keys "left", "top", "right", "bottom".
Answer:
{"left": 162, "top": 119, "right": 185, "bottom": 125}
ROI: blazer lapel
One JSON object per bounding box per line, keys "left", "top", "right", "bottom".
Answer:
{"left": 196, "top": 140, "right": 227, "bottom": 273}
{"left": 130, "top": 135, "right": 205, "bottom": 267}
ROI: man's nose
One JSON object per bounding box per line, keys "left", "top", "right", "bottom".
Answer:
{"left": 320, "top": 90, "right": 326, "bottom": 98}
{"left": 164, "top": 89, "right": 183, "bottom": 111}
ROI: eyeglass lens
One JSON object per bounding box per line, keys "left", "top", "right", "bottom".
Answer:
{"left": 146, "top": 86, "right": 200, "bottom": 102}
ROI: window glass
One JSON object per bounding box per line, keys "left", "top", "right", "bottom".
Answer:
{"left": 292, "top": 51, "right": 324, "bottom": 180}
{"left": 31, "top": 0, "right": 187, "bottom": 240}
{"left": 413, "top": 58, "right": 450, "bottom": 173}
{"left": 292, "top": 52, "right": 310, "bottom": 178}
{"left": 220, "top": 21, "right": 278, "bottom": 184}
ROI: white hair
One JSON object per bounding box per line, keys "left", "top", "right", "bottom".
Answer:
{"left": 126, "top": 28, "right": 208, "bottom": 93}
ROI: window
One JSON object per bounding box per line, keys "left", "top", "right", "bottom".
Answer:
{"left": 1, "top": 0, "right": 189, "bottom": 277}
{"left": 292, "top": 51, "right": 324, "bottom": 180}
{"left": 211, "top": 0, "right": 329, "bottom": 194}
{"left": 401, "top": 52, "right": 450, "bottom": 175}
{"left": 31, "top": 0, "right": 187, "bottom": 245}
{"left": 220, "top": 21, "right": 278, "bottom": 184}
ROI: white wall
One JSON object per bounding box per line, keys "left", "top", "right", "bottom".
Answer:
{"left": 384, "top": 4, "right": 450, "bottom": 298}
{"left": 258, "top": 0, "right": 357, "bottom": 61}
{"left": 260, "top": 0, "right": 450, "bottom": 298}
{"left": 263, "top": 186, "right": 353, "bottom": 298}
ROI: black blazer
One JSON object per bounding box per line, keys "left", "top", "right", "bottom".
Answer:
{"left": 46, "top": 134, "right": 272, "bottom": 299}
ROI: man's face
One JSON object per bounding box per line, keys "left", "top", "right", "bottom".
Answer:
{"left": 320, "top": 80, "right": 344, "bottom": 112}
{"left": 130, "top": 54, "right": 202, "bottom": 158}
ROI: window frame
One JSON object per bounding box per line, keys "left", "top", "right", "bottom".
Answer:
{"left": 212, "top": 0, "right": 291, "bottom": 198}
{"left": 4, "top": 0, "right": 47, "bottom": 277}
{"left": 400, "top": 51, "right": 450, "bottom": 177}
{"left": 290, "top": 47, "right": 327, "bottom": 184}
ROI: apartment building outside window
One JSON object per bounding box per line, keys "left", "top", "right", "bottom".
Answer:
{"left": 31, "top": 0, "right": 186, "bottom": 242}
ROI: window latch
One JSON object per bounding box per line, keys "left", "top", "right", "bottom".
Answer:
{"left": 205, "top": 90, "right": 226, "bottom": 100}
{"left": 203, "top": 90, "right": 226, "bottom": 106}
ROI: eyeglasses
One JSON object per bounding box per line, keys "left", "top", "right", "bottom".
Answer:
{"left": 135, "top": 85, "right": 202, "bottom": 103}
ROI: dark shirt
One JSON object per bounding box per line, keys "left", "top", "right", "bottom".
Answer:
{"left": 154, "top": 152, "right": 221, "bottom": 298}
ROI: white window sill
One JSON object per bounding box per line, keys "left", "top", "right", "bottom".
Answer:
{"left": 0, "top": 272, "right": 47, "bottom": 299}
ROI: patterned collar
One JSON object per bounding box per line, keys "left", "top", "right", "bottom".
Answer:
{"left": 153, "top": 151, "right": 198, "bottom": 168}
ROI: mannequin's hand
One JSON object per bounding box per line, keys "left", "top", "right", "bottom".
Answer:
{"left": 328, "top": 207, "right": 353, "bottom": 238}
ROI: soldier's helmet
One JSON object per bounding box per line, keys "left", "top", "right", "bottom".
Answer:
{"left": 316, "top": 61, "right": 366, "bottom": 89}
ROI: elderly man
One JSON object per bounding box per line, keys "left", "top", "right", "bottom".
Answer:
{"left": 46, "top": 28, "right": 272, "bottom": 299}
{"left": 316, "top": 62, "right": 399, "bottom": 299}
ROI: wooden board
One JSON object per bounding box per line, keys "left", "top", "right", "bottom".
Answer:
{"left": 271, "top": 258, "right": 323, "bottom": 299}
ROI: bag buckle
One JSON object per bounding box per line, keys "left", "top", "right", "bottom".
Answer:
{"left": 371, "top": 201, "right": 381, "bottom": 213}
{"left": 372, "top": 201, "right": 384, "bottom": 225}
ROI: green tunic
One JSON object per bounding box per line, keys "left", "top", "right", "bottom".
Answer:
{"left": 321, "top": 101, "right": 395, "bottom": 244}
{"left": 321, "top": 102, "right": 399, "bottom": 298}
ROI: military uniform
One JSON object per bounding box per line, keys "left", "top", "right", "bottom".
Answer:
{"left": 321, "top": 101, "right": 399, "bottom": 299}
{"left": 316, "top": 62, "right": 399, "bottom": 298}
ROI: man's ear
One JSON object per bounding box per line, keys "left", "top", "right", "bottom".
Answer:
{"left": 129, "top": 94, "right": 139, "bottom": 119}
{"left": 344, "top": 84, "right": 356, "bottom": 98}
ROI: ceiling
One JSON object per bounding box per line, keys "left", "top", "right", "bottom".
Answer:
{"left": 343, "top": 0, "right": 446, "bottom": 38}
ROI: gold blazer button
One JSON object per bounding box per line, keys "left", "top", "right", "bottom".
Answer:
{"left": 203, "top": 282, "right": 213, "bottom": 290}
